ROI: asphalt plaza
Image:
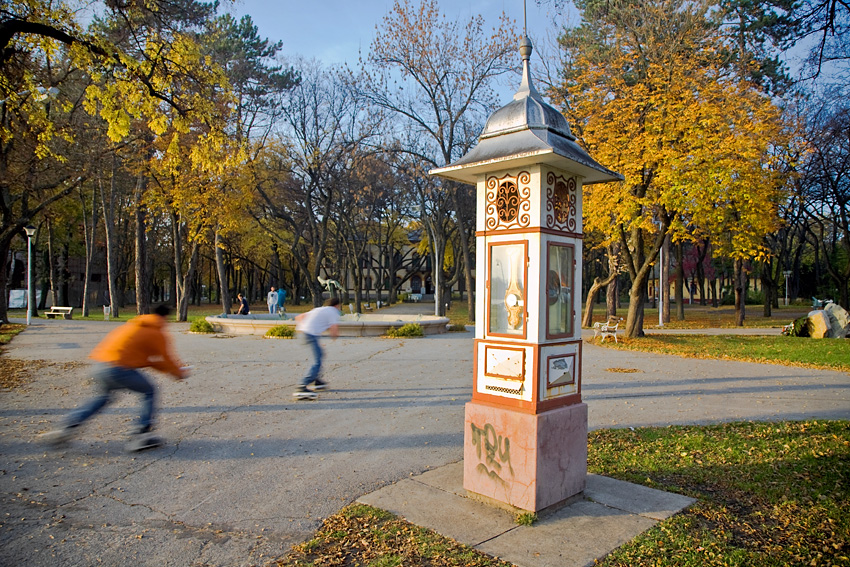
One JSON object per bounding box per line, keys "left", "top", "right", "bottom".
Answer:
{"left": 1, "top": 306, "right": 848, "bottom": 566}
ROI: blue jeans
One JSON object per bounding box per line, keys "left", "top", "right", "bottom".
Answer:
{"left": 65, "top": 363, "right": 156, "bottom": 434}
{"left": 268, "top": 304, "right": 276, "bottom": 314}
{"left": 300, "top": 333, "right": 323, "bottom": 387}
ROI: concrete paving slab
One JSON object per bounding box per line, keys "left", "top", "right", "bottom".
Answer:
{"left": 358, "top": 462, "right": 693, "bottom": 567}
{"left": 357, "top": 475, "right": 518, "bottom": 545}
{"left": 585, "top": 474, "right": 696, "bottom": 521}
{"left": 413, "top": 459, "right": 466, "bottom": 494}
{"left": 478, "top": 499, "right": 657, "bottom": 567}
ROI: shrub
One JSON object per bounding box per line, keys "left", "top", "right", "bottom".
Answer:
{"left": 789, "top": 316, "right": 811, "bottom": 337}
{"left": 447, "top": 323, "right": 468, "bottom": 332}
{"left": 720, "top": 289, "right": 765, "bottom": 305}
{"left": 265, "top": 325, "right": 295, "bottom": 339}
{"left": 746, "top": 289, "right": 765, "bottom": 305}
{"left": 385, "top": 323, "right": 424, "bottom": 338}
{"left": 189, "top": 319, "right": 215, "bottom": 333}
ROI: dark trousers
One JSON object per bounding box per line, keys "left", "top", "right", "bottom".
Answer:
{"left": 65, "top": 363, "right": 156, "bottom": 434}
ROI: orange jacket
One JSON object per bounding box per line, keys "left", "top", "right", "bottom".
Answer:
{"left": 89, "top": 314, "right": 184, "bottom": 378}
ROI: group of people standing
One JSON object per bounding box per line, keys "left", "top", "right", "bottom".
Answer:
{"left": 266, "top": 286, "right": 287, "bottom": 314}
{"left": 233, "top": 286, "right": 287, "bottom": 315}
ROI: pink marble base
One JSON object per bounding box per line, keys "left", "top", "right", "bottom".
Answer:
{"left": 464, "top": 402, "right": 588, "bottom": 512}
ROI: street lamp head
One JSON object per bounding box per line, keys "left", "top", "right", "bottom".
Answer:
{"left": 24, "top": 225, "right": 36, "bottom": 237}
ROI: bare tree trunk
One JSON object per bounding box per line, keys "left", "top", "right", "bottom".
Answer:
{"left": 694, "top": 241, "right": 707, "bottom": 306}
{"left": 734, "top": 258, "right": 746, "bottom": 326}
{"left": 80, "top": 185, "right": 98, "bottom": 317}
{"left": 583, "top": 271, "right": 619, "bottom": 328}
{"left": 450, "top": 184, "right": 475, "bottom": 323}
{"left": 661, "top": 235, "right": 670, "bottom": 324}
{"left": 606, "top": 243, "right": 619, "bottom": 318}
{"left": 177, "top": 242, "right": 199, "bottom": 321}
{"left": 675, "top": 241, "right": 684, "bottom": 320}
{"left": 134, "top": 174, "right": 150, "bottom": 315}
{"left": 606, "top": 278, "right": 617, "bottom": 317}
{"left": 621, "top": 224, "right": 657, "bottom": 338}
{"left": 215, "top": 228, "right": 232, "bottom": 314}
{"left": 99, "top": 161, "right": 121, "bottom": 319}
{"left": 761, "top": 260, "right": 774, "bottom": 317}
{"left": 0, "top": 238, "right": 13, "bottom": 323}
{"left": 624, "top": 277, "right": 648, "bottom": 338}
{"left": 171, "top": 212, "right": 185, "bottom": 315}
{"left": 45, "top": 218, "right": 58, "bottom": 307}
{"left": 425, "top": 221, "right": 447, "bottom": 317}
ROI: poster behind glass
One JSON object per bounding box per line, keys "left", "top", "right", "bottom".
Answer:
{"left": 547, "top": 244, "right": 574, "bottom": 337}
{"left": 489, "top": 243, "right": 525, "bottom": 336}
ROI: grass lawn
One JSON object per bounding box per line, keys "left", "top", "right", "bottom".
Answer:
{"left": 275, "top": 420, "right": 849, "bottom": 567}
{"left": 0, "top": 323, "right": 25, "bottom": 346}
{"left": 1, "top": 323, "right": 37, "bottom": 390}
{"left": 412, "top": 301, "right": 815, "bottom": 328}
{"left": 8, "top": 300, "right": 472, "bottom": 326}
{"left": 4, "top": 302, "right": 315, "bottom": 324}
{"left": 597, "top": 334, "right": 850, "bottom": 373}
{"left": 590, "top": 420, "right": 849, "bottom": 567}
{"left": 276, "top": 504, "right": 513, "bottom": 567}
{"left": 8, "top": 299, "right": 817, "bottom": 328}
{"left": 585, "top": 303, "right": 814, "bottom": 329}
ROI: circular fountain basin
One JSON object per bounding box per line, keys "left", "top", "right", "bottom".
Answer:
{"left": 204, "top": 312, "right": 450, "bottom": 336}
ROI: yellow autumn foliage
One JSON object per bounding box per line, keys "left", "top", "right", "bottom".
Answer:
{"left": 556, "top": 0, "right": 793, "bottom": 264}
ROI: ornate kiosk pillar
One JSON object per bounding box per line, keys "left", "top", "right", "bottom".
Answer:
{"left": 431, "top": 36, "right": 622, "bottom": 512}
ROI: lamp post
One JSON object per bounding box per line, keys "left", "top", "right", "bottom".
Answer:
{"left": 783, "top": 270, "right": 792, "bottom": 306}
{"left": 24, "top": 225, "right": 36, "bottom": 325}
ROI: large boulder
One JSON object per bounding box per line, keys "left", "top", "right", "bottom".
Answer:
{"left": 807, "top": 310, "right": 832, "bottom": 338}
{"left": 823, "top": 303, "right": 850, "bottom": 338}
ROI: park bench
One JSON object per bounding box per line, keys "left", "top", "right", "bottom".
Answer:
{"left": 45, "top": 306, "right": 74, "bottom": 319}
{"left": 593, "top": 316, "right": 623, "bottom": 343}
{"left": 408, "top": 293, "right": 422, "bottom": 302}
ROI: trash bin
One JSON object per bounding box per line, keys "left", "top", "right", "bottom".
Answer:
{"left": 103, "top": 305, "right": 111, "bottom": 321}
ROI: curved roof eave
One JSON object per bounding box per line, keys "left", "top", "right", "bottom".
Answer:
{"left": 431, "top": 128, "right": 623, "bottom": 186}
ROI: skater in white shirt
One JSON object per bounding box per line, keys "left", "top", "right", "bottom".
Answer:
{"left": 292, "top": 297, "right": 341, "bottom": 399}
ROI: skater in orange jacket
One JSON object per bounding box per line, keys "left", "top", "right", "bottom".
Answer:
{"left": 41, "top": 304, "right": 189, "bottom": 452}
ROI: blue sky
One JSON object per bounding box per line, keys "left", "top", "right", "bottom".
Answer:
{"left": 228, "top": 0, "right": 574, "bottom": 65}
{"left": 227, "top": 0, "right": 576, "bottom": 101}
{"left": 224, "top": 0, "right": 824, "bottom": 98}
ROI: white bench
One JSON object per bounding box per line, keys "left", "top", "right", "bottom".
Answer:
{"left": 408, "top": 293, "right": 422, "bottom": 302}
{"left": 593, "top": 317, "right": 623, "bottom": 343}
{"left": 45, "top": 306, "right": 74, "bottom": 320}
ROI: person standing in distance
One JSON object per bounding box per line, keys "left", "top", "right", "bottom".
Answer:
{"left": 40, "top": 304, "right": 189, "bottom": 452}
{"left": 277, "top": 287, "right": 287, "bottom": 313}
{"left": 267, "top": 286, "right": 279, "bottom": 314}
{"left": 293, "top": 297, "right": 341, "bottom": 400}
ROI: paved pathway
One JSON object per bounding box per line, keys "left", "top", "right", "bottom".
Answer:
{"left": 1, "top": 308, "right": 847, "bottom": 566}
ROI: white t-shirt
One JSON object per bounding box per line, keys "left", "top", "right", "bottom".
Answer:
{"left": 296, "top": 306, "right": 341, "bottom": 336}
{"left": 267, "top": 291, "right": 278, "bottom": 305}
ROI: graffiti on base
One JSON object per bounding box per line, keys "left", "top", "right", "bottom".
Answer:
{"left": 470, "top": 422, "right": 515, "bottom": 483}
